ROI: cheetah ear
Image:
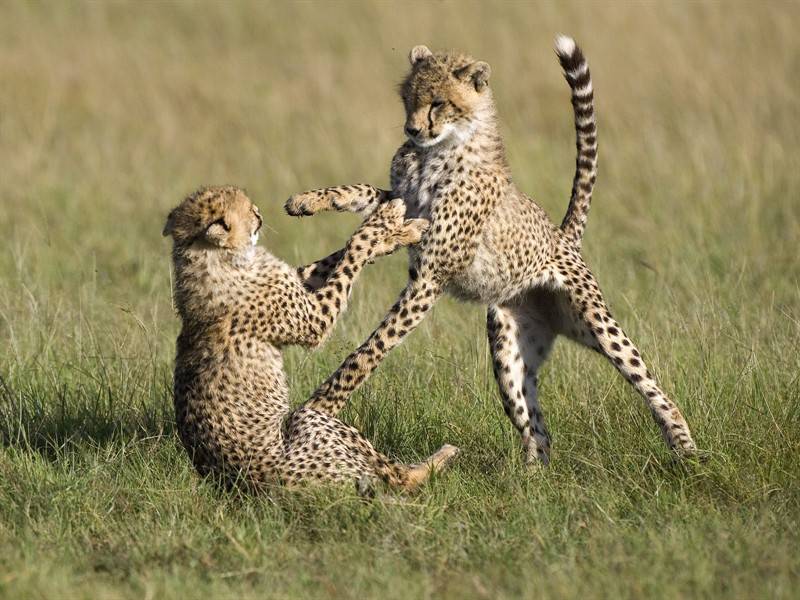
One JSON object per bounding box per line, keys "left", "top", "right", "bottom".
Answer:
{"left": 454, "top": 60, "right": 491, "bottom": 92}
{"left": 162, "top": 210, "right": 176, "bottom": 237}
{"left": 409, "top": 45, "right": 433, "bottom": 65}
{"left": 204, "top": 218, "right": 231, "bottom": 247}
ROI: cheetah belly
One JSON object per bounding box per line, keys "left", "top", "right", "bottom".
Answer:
{"left": 445, "top": 234, "right": 523, "bottom": 305}
{"left": 446, "top": 199, "right": 556, "bottom": 305}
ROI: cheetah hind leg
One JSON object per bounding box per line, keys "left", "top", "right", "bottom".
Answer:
{"left": 556, "top": 257, "right": 697, "bottom": 457}
{"left": 487, "top": 301, "right": 557, "bottom": 467}
{"left": 372, "top": 444, "right": 460, "bottom": 493}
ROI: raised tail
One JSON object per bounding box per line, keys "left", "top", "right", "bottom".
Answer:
{"left": 555, "top": 35, "right": 597, "bottom": 248}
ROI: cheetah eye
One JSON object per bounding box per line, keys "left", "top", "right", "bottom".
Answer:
{"left": 431, "top": 99, "right": 445, "bottom": 109}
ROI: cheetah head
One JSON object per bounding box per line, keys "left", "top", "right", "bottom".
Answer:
{"left": 400, "top": 45, "right": 493, "bottom": 148}
{"left": 162, "top": 186, "right": 263, "bottom": 250}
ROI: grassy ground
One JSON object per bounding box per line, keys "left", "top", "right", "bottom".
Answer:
{"left": 1, "top": 1, "right": 799, "bottom": 598}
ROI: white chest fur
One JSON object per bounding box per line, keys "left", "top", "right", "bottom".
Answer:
{"left": 399, "top": 144, "right": 478, "bottom": 221}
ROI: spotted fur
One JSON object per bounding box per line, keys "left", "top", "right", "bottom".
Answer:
{"left": 164, "top": 186, "right": 457, "bottom": 492}
{"left": 286, "top": 37, "right": 696, "bottom": 464}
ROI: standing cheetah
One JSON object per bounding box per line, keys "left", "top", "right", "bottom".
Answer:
{"left": 163, "top": 186, "right": 458, "bottom": 492}
{"left": 285, "top": 37, "right": 697, "bottom": 464}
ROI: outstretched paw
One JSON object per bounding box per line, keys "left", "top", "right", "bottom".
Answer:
{"left": 286, "top": 185, "right": 384, "bottom": 217}
{"left": 365, "top": 197, "right": 407, "bottom": 227}
{"left": 362, "top": 200, "right": 428, "bottom": 257}
{"left": 285, "top": 189, "right": 337, "bottom": 217}
{"left": 402, "top": 444, "right": 460, "bottom": 492}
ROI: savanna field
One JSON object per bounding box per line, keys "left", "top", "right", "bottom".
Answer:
{"left": 1, "top": 2, "right": 799, "bottom": 598}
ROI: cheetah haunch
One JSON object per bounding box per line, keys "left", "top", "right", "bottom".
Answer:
{"left": 163, "top": 186, "right": 458, "bottom": 492}
{"left": 286, "top": 36, "right": 697, "bottom": 464}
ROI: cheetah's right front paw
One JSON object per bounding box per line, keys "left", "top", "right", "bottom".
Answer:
{"left": 285, "top": 189, "right": 336, "bottom": 217}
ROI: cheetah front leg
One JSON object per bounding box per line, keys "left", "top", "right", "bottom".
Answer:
{"left": 297, "top": 248, "right": 345, "bottom": 291}
{"left": 271, "top": 200, "right": 427, "bottom": 347}
{"left": 286, "top": 184, "right": 390, "bottom": 217}
{"left": 302, "top": 184, "right": 495, "bottom": 417}
{"left": 303, "top": 266, "right": 443, "bottom": 418}
{"left": 556, "top": 256, "right": 697, "bottom": 457}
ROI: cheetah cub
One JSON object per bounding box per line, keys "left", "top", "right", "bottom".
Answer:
{"left": 163, "top": 186, "right": 458, "bottom": 492}
{"left": 286, "top": 37, "right": 697, "bottom": 465}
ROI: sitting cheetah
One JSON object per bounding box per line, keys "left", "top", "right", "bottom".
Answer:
{"left": 285, "top": 37, "right": 697, "bottom": 464}
{"left": 162, "top": 185, "right": 458, "bottom": 492}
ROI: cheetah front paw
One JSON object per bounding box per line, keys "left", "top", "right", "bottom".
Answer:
{"left": 361, "top": 199, "right": 428, "bottom": 256}
{"left": 340, "top": 199, "right": 427, "bottom": 260}
{"left": 395, "top": 218, "right": 429, "bottom": 247}
{"left": 364, "top": 197, "right": 407, "bottom": 227}
{"left": 285, "top": 189, "right": 337, "bottom": 217}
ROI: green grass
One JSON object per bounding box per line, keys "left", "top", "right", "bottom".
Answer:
{"left": 1, "top": 1, "right": 799, "bottom": 598}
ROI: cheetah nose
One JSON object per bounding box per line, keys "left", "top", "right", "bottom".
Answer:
{"left": 405, "top": 125, "right": 421, "bottom": 138}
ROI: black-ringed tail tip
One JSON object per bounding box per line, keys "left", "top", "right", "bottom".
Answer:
{"left": 554, "top": 34, "right": 589, "bottom": 82}
{"left": 553, "top": 33, "right": 596, "bottom": 250}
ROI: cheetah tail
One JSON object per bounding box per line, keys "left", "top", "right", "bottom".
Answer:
{"left": 555, "top": 35, "right": 597, "bottom": 249}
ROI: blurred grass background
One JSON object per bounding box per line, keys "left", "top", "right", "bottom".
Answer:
{"left": 1, "top": 1, "right": 798, "bottom": 598}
